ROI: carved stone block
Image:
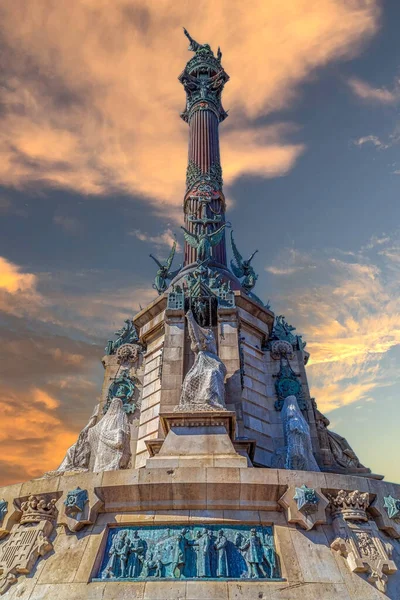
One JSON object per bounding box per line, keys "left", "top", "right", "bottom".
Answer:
{"left": 0, "top": 493, "right": 58, "bottom": 595}
{"left": 370, "top": 493, "right": 400, "bottom": 539}
{"left": 279, "top": 485, "right": 329, "bottom": 530}
{"left": 60, "top": 486, "right": 103, "bottom": 533}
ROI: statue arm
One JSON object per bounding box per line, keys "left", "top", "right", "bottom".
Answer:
{"left": 183, "top": 27, "right": 201, "bottom": 52}
{"left": 186, "top": 310, "right": 202, "bottom": 352}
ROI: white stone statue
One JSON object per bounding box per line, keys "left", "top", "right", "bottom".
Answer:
{"left": 88, "top": 398, "right": 131, "bottom": 472}
{"left": 282, "top": 395, "right": 320, "bottom": 472}
{"left": 178, "top": 310, "right": 226, "bottom": 411}
{"left": 45, "top": 404, "right": 99, "bottom": 476}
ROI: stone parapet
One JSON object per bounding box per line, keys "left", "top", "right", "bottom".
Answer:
{"left": 0, "top": 469, "right": 400, "bottom": 598}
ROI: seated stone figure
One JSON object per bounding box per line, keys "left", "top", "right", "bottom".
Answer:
{"left": 88, "top": 398, "right": 131, "bottom": 472}
{"left": 46, "top": 404, "right": 99, "bottom": 476}
{"left": 282, "top": 395, "right": 320, "bottom": 472}
{"left": 178, "top": 309, "right": 226, "bottom": 411}
{"left": 313, "top": 400, "right": 369, "bottom": 472}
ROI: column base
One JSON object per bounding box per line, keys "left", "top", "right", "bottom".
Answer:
{"left": 145, "top": 411, "right": 248, "bottom": 468}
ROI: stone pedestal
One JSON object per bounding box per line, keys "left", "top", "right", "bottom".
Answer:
{"left": 145, "top": 411, "right": 248, "bottom": 468}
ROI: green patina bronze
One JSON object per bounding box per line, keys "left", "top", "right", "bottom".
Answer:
{"left": 150, "top": 239, "right": 181, "bottom": 295}
{"left": 383, "top": 495, "right": 400, "bottom": 520}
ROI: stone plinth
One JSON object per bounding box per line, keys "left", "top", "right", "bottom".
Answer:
{"left": 145, "top": 411, "right": 248, "bottom": 468}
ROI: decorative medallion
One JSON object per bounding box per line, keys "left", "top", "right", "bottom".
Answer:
{"left": 104, "top": 369, "right": 137, "bottom": 415}
{"left": 274, "top": 356, "right": 305, "bottom": 411}
{"left": 383, "top": 495, "right": 400, "bottom": 521}
{"left": 279, "top": 485, "right": 328, "bottom": 531}
{"left": 293, "top": 485, "right": 319, "bottom": 514}
{"left": 116, "top": 343, "right": 139, "bottom": 365}
{"left": 270, "top": 340, "right": 294, "bottom": 360}
{"left": 64, "top": 487, "right": 88, "bottom": 518}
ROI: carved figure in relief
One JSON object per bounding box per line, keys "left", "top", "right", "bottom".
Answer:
{"left": 142, "top": 552, "right": 162, "bottom": 578}
{"left": 282, "top": 396, "right": 320, "bottom": 472}
{"left": 312, "top": 400, "right": 369, "bottom": 472}
{"left": 192, "top": 529, "right": 213, "bottom": 577}
{"left": 263, "top": 531, "right": 278, "bottom": 578}
{"left": 214, "top": 530, "right": 229, "bottom": 578}
{"left": 88, "top": 398, "right": 131, "bottom": 472}
{"left": 235, "top": 529, "right": 270, "bottom": 578}
{"left": 102, "top": 531, "right": 129, "bottom": 579}
{"left": 172, "top": 529, "right": 188, "bottom": 578}
{"left": 127, "top": 530, "right": 145, "bottom": 578}
{"left": 179, "top": 310, "right": 226, "bottom": 411}
{"left": 52, "top": 404, "right": 99, "bottom": 474}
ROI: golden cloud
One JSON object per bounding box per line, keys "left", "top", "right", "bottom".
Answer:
{"left": 0, "top": 256, "right": 46, "bottom": 318}
{"left": 0, "top": 0, "right": 380, "bottom": 209}
{"left": 0, "top": 256, "right": 37, "bottom": 294}
{"left": 0, "top": 387, "right": 78, "bottom": 482}
{"left": 268, "top": 238, "right": 400, "bottom": 413}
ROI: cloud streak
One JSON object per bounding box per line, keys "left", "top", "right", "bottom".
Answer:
{"left": 267, "top": 233, "right": 400, "bottom": 413}
{"left": 0, "top": 0, "right": 380, "bottom": 212}
{"left": 348, "top": 76, "right": 400, "bottom": 104}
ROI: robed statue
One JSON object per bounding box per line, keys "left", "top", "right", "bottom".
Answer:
{"left": 179, "top": 310, "right": 226, "bottom": 411}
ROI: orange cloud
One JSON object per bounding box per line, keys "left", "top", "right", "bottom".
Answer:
{"left": 0, "top": 387, "right": 78, "bottom": 482}
{"left": 0, "top": 256, "right": 37, "bottom": 294}
{"left": 0, "top": 0, "right": 380, "bottom": 210}
{"left": 0, "top": 256, "right": 46, "bottom": 318}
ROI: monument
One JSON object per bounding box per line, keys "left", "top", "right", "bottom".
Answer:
{"left": 0, "top": 30, "right": 399, "bottom": 600}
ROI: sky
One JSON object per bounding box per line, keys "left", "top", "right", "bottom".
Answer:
{"left": 0, "top": 0, "right": 399, "bottom": 485}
